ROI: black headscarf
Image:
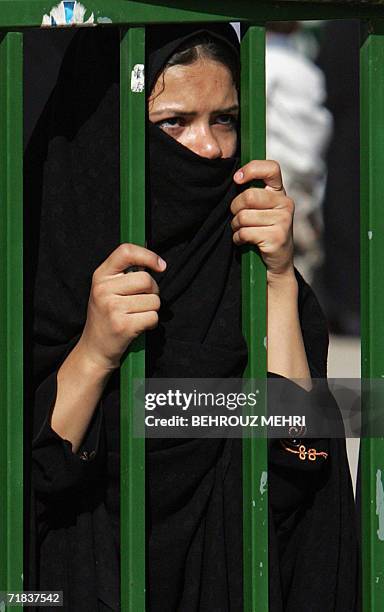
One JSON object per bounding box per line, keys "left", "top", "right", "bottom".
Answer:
{"left": 147, "top": 23, "right": 240, "bottom": 91}
{"left": 26, "top": 24, "right": 359, "bottom": 612}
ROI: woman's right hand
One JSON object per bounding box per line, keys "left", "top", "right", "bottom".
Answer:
{"left": 77, "top": 243, "right": 166, "bottom": 372}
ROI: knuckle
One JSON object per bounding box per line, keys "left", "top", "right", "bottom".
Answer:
{"left": 91, "top": 268, "right": 106, "bottom": 291}
{"left": 91, "top": 279, "right": 105, "bottom": 301}
{"left": 238, "top": 209, "right": 248, "bottom": 225}
{"left": 275, "top": 226, "right": 286, "bottom": 245}
{"left": 146, "top": 311, "right": 159, "bottom": 329}
{"left": 230, "top": 201, "right": 237, "bottom": 215}
{"left": 249, "top": 160, "right": 258, "bottom": 174}
{"left": 284, "top": 197, "right": 295, "bottom": 213}
{"left": 278, "top": 209, "right": 292, "bottom": 226}
{"left": 92, "top": 268, "right": 100, "bottom": 283}
{"left": 120, "top": 242, "right": 134, "bottom": 259}
{"left": 143, "top": 271, "right": 154, "bottom": 290}
{"left": 238, "top": 228, "right": 248, "bottom": 242}
{"left": 136, "top": 271, "right": 153, "bottom": 291}
{"left": 244, "top": 189, "right": 255, "bottom": 207}
{"left": 268, "top": 159, "right": 281, "bottom": 175}
{"left": 152, "top": 295, "right": 161, "bottom": 311}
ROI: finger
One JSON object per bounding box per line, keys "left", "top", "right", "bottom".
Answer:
{"left": 230, "top": 188, "right": 291, "bottom": 215}
{"left": 117, "top": 293, "right": 161, "bottom": 314}
{"left": 102, "top": 271, "right": 160, "bottom": 296}
{"left": 129, "top": 310, "right": 159, "bottom": 332}
{"left": 98, "top": 243, "right": 166, "bottom": 277}
{"left": 233, "top": 225, "right": 284, "bottom": 248}
{"left": 231, "top": 209, "right": 283, "bottom": 232}
{"left": 233, "top": 160, "right": 285, "bottom": 193}
{"left": 124, "top": 265, "right": 145, "bottom": 273}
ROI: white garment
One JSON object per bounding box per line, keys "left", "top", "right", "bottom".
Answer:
{"left": 266, "top": 33, "right": 332, "bottom": 281}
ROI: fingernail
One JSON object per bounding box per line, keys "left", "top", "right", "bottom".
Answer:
{"left": 234, "top": 170, "right": 244, "bottom": 181}
{"left": 158, "top": 256, "right": 167, "bottom": 270}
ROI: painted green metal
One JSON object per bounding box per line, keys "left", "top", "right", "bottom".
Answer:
{"left": 0, "top": 0, "right": 383, "bottom": 29}
{"left": 120, "top": 26, "right": 146, "bottom": 611}
{"left": 360, "top": 20, "right": 384, "bottom": 610}
{"left": 0, "top": 32, "right": 24, "bottom": 607}
{"left": 241, "top": 25, "right": 268, "bottom": 612}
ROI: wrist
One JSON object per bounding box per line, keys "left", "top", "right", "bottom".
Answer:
{"left": 267, "top": 265, "right": 297, "bottom": 292}
{"left": 74, "top": 337, "right": 119, "bottom": 380}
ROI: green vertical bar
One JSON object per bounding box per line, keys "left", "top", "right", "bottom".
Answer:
{"left": 120, "top": 26, "right": 146, "bottom": 611}
{"left": 0, "top": 32, "right": 24, "bottom": 604}
{"left": 360, "top": 20, "right": 384, "bottom": 611}
{"left": 241, "top": 25, "right": 268, "bottom": 611}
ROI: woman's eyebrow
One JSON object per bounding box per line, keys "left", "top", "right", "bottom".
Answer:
{"left": 150, "top": 104, "right": 239, "bottom": 117}
{"left": 150, "top": 108, "right": 196, "bottom": 117}
{"left": 212, "top": 105, "right": 239, "bottom": 114}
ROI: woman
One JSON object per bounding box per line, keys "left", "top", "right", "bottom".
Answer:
{"left": 26, "top": 24, "right": 358, "bottom": 611}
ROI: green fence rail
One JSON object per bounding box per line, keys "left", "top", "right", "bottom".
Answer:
{"left": 0, "top": 1, "right": 380, "bottom": 610}
{"left": 0, "top": 1, "right": 383, "bottom": 28}
{"left": 360, "top": 20, "right": 384, "bottom": 610}
{"left": 120, "top": 26, "right": 147, "bottom": 611}
{"left": 0, "top": 31, "right": 24, "bottom": 606}
{"left": 240, "top": 24, "right": 268, "bottom": 612}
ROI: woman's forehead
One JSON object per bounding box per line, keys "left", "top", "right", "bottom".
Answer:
{"left": 149, "top": 59, "right": 238, "bottom": 113}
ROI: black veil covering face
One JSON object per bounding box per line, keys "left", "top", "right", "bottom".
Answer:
{"left": 25, "top": 24, "right": 359, "bottom": 612}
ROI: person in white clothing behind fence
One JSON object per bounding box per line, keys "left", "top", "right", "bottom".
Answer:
{"left": 266, "top": 21, "right": 332, "bottom": 283}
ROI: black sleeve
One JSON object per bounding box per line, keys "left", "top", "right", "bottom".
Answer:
{"left": 268, "top": 269, "right": 342, "bottom": 517}
{"left": 31, "top": 337, "right": 107, "bottom": 497}
{"left": 267, "top": 271, "right": 359, "bottom": 610}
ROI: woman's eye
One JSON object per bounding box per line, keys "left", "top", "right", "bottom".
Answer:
{"left": 215, "top": 114, "right": 237, "bottom": 127}
{"left": 156, "top": 117, "right": 183, "bottom": 129}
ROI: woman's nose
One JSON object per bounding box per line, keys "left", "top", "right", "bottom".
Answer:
{"left": 185, "top": 127, "right": 223, "bottom": 159}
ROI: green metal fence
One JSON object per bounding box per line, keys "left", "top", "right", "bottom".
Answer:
{"left": 0, "top": 29, "right": 24, "bottom": 604}
{"left": 360, "top": 20, "right": 384, "bottom": 610}
{"left": 0, "top": 0, "right": 382, "bottom": 609}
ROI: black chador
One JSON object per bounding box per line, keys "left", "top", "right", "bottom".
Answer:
{"left": 25, "top": 25, "right": 359, "bottom": 612}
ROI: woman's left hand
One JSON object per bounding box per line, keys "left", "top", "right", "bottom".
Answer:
{"left": 231, "top": 160, "right": 295, "bottom": 279}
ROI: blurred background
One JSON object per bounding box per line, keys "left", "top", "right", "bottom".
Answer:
{"left": 265, "top": 19, "right": 360, "bottom": 492}
{"left": 24, "top": 20, "right": 361, "bottom": 490}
